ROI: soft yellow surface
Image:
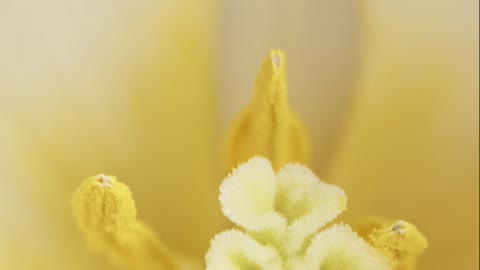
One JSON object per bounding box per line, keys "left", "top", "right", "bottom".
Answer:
{"left": 1, "top": 1, "right": 476, "bottom": 269}
{"left": 223, "top": 49, "right": 311, "bottom": 170}
{"left": 0, "top": 1, "right": 219, "bottom": 269}
{"left": 328, "top": 1, "right": 479, "bottom": 270}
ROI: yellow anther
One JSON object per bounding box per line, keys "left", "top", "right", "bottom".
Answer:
{"left": 367, "top": 220, "right": 428, "bottom": 268}
{"left": 223, "top": 49, "right": 310, "bottom": 170}
{"left": 71, "top": 175, "right": 178, "bottom": 270}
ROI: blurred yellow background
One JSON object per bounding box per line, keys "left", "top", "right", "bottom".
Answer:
{"left": 0, "top": 0, "right": 477, "bottom": 270}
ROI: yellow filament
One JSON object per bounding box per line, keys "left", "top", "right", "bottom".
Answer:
{"left": 223, "top": 49, "right": 310, "bottom": 170}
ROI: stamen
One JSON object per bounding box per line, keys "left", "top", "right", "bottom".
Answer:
{"left": 224, "top": 49, "right": 310, "bottom": 170}
{"left": 72, "top": 174, "right": 178, "bottom": 269}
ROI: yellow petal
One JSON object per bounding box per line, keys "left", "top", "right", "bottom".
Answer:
{"left": 223, "top": 49, "right": 310, "bottom": 170}
{"left": 72, "top": 174, "right": 177, "bottom": 270}
{"left": 0, "top": 1, "right": 220, "bottom": 267}
{"left": 327, "top": 1, "right": 478, "bottom": 269}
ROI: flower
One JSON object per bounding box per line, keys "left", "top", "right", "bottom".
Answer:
{"left": 206, "top": 157, "right": 396, "bottom": 270}
{"left": 71, "top": 50, "right": 428, "bottom": 270}
{"left": 210, "top": 51, "right": 426, "bottom": 268}
{"left": 1, "top": 1, "right": 477, "bottom": 270}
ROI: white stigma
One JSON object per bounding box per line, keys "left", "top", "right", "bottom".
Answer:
{"left": 392, "top": 221, "right": 407, "bottom": 233}
{"left": 98, "top": 174, "right": 113, "bottom": 188}
{"left": 271, "top": 53, "right": 281, "bottom": 68}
